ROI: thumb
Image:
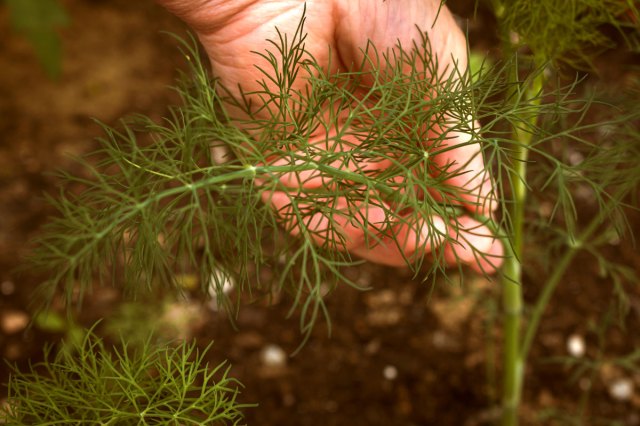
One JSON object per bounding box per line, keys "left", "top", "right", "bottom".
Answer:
{"left": 154, "top": 0, "right": 248, "bottom": 34}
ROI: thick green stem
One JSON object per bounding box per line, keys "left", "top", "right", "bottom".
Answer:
{"left": 500, "top": 141, "right": 526, "bottom": 426}
{"left": 500, "top": 69, "right": 544, "bottom": 426}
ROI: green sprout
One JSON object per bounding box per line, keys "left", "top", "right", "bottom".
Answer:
{"left": 1, "top": 329, "right": 253, "bottom": 425}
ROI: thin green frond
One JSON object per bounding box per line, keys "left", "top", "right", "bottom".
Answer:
{"left": 2, "top": 330, "right": 253, "bottom": 425}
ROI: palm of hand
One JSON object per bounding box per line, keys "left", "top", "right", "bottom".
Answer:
{"left": 159, "top": 0, "right": 503, "bottom": 273}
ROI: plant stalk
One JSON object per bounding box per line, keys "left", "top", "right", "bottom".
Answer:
{"left": 500, "top": 68, "right": 544, "bottom": 426}
{"left": 521, "top": 183, "right": 626, "bottom": 362}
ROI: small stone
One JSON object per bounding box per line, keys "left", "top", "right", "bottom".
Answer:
{"left": 3, "top": 342, "right": 23, "bottom": 360}
{"left": 234, "top": 331, "right": 264, "bottom": 349}
{"left": 579, "top": 377, "right": 591, "bottom": 392}
{"left": 568, "top": 151, "right": 585, "bottom": 166}
{"left": 282, "top": 393, "right": 296, "bottom": 407}
{"left": 567, "top": 334, "right": 586, "bottom": 358}
{"left": 324, "top": 400, "right": 338, "bottom": 412}
{"left": 365, "top": 339, "right": 381, "bottom": 355}
{"left": 0, "top": 280, "right": 15, "bottom": 295}
{"left": 538, "top": 201, "right": 554, "bottom": 219}
{"left": 0, "top": 310, "right": 29, "bottom": 334}
{"left": 160, "top": 301, "right": 203, "bottom": 340}
{"left": 260, "top": 344, "right": 287, "bottom": 368}
{"left": 319, "top": 282, "right": 332, "bottom": 297}
{"left": 356, "top": 270, "right": 371, "bottom": 287}
{"left": 538, "top": 390, "right": 554, "bottom": 406}
{"left": 207, "top": 268, "right": 235, "bottom": 311}
{"left": 597, "top": 124, "right": 616, "bottom": 138}
{"left": 210, "top": 144, "right": 230, "bottom": 165}
{"left": 383, "top": 365, "right": 398, "bottom": 381}
{"left": 0, "top": 397, "right": 11, "bottom": 419}
{"left": 608, "top": 233, "right": 621, "bottom": 246}
{"left": 432, "top": 330, "right": 458, "bottom": 350}
{"left": 609, "top": 378, "right": 634, "bottom": 401}
{"left": 575, "top": 184, "right": 595, "bottom": 202}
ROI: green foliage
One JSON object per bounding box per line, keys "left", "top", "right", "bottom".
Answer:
{"left": 4, "top": 0, "right": 68, "bottom": 78}
{"left": 29, "top": 6, "right": 640, "bottom": 342}
{"left": 30, "top": 20, "right": 503, "bottom": 335}
{"left": 494, "top": 0, "right": 639, "bottom": 68}
{"left": 487, "top": 0, "right": 640, "bottom": 423}
{"left": 1, "top": 330, "right": 252, "bottom": 425}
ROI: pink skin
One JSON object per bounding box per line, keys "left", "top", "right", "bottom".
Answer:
{"left": 155, "top": 0, "right": 504, "bottom": 273}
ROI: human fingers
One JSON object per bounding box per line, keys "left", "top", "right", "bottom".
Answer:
{"left": 263, "top": 188, "right": 503, "bottom": 273}
{"left": 262, "top": 190, "right": 393, "bottom": 252}
{"left": 428, "top": 124, "right": 498, "bottom": 217}
{"left": 442, "top": 215, "right": 504, "bottom": 274}
{"left": 264, "top": 188, "right": 452, "bottom": 264}
{"left": 333, "top": 1, "right": 499, "bottom": 213}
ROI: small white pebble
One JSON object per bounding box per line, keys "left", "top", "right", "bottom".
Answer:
{"left": 567, "top": 334, "right": 586, "bottom": 358}
{"left": 207, "top": 268, "right": 235, "bottom": 311}
{"left": 261, "top": 344, "right": 287, "bottom": 368}
{"left": 324, "top": 400, "right": 338, "bottom": 412}
{"left": 538, "top": 201, "right": 554, "bottom": 219}
{"left": 319, "top": 282, "right": 331, "bottom": 297}
{"left": 568, "top": 151, "right": 585, "bottom": 166}
{"left": 608, "top": 232, "right": 621, "bottom": 246}
{"left": 282, "top": 393, "right": 296, "bottom": 407}
{"left": 597, "top": 124, "right": 616, "bottom": 138}
{"left": 0, "top": 280, "right": 15, "bottom": 295}
{"left": 609, "top": 378, "right": 634, "bottom": 401}
{"left": 0, "top": 310, "right": 29, "bottom": 334}
{"left": 432, "top": 330, "right": 452, "bottom": 349}
{"left": 383, "top": 365, "right": 398, "bottom": 381}
{"left": 579, "top": 377, "right": 591, "bottom": 392}
{"left": 575, "top": 184, "right": 595, "bottom": 202}
{"left": 365, "top": 339, "right": 381, "bottom": 355}
{"left": 356, "top": 271, "right": 372, "bottom": 287}
{"left": 210, "top": 145, "right": 229, "bottom": 165}
{"left": 0, "top": 397, "right": 10, "bottom": 419}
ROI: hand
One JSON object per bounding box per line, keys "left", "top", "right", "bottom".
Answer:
{"left": 156, "top": 0, "right": 503, "bottom": 273}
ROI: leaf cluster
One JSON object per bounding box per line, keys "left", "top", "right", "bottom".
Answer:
{"left": 30, "top": 17, "right": 498, "bottom": 333}
{"left": 28, "top": 7, "right": 640, "bottom": 340}
{"left": 494, "top": 0, "right": 640, "bottom": 68}
{"left": 1, "top": 331, "right": 252, "bottom": 425}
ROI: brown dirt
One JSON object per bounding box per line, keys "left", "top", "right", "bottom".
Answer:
{"left": 1, "top": 1, "right": 639, "bottom": 425}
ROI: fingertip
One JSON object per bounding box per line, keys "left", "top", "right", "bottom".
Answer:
{"left": 468, "top": 235, "right": 504, "bottom": 274}
{"left": 418, "top": 215, "right": 447, "bottom": 252}
{"left": 351, "top": 214, "right": 447, "bottom": 267}
{"left": 478, "top": 178, "right": 499, "bottom": 216}
{"left": 443, "top": 216, "right": 503, "bottom": 274}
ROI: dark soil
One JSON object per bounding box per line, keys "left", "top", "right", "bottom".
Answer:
{"left": 1, "top": 1, "right": 639, "bottom": 425}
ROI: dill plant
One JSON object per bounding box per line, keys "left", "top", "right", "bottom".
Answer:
{"left": 10, "top": 1, "right": 640, "bottom": 424}
{"left": 2, "top": 330, "right": 252, "bottom": 425}
{"left": 489, "top": 0, "right": 640, "bottom": 423}
{"left": 31, "top": 13, "right": 500, "bottom": 333}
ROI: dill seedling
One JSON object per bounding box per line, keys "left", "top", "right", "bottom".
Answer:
{"left": 2, "top": 330, "right": 253, "bottom": 425}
